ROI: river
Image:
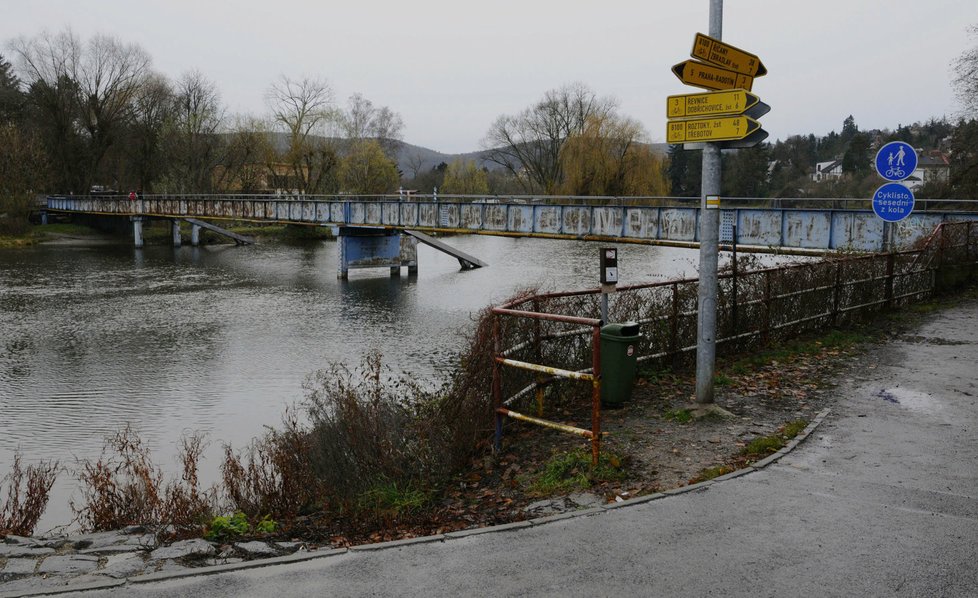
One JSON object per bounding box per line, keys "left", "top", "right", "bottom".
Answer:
{"left": 0, "top": 233, "right": 713, "bottom": 531}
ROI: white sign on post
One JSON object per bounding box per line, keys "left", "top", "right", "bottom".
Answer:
{"left": 719, "top": 210, "right": 735, "bottom": 243}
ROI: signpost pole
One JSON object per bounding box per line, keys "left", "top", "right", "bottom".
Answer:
{"left": 694, "top": 0, "right": 723, "bottom": 406}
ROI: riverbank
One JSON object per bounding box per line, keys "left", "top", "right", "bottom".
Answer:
{"left": 7, "top": 285, "right": 968, "bottom": 595}
{"left": 0, "top": 222, "right": 330, "bottom": 249}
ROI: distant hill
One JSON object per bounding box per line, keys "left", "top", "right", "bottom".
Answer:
{"left": 395, "top": 143, "right": 500, "bottom": 178}
{"left": 395, "top": 141, "right": 669, "bottom": 177}
{"left": 259, "top": 131, "right": 668, "bottom": 177}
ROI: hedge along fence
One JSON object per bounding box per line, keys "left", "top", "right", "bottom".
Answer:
{"left": 492, "top": 220, "right": 978, "bottom": 420}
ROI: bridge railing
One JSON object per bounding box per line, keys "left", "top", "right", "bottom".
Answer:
{"left": 48, "top": 192, "right": 978, "bottom": 208}
{"left": 489, "top": 220, "right": 977, "bottom": 457}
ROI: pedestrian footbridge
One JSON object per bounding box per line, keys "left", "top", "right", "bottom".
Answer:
{"left": 45, "top": 194, "right": 978, "bottom": 276}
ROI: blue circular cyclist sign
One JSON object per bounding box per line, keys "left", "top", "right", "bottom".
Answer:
{"left": 875, "top": 141, "right": 917, "bottom": 181}
{"left": 872, "top": 182, "right": 915, "bottom": 222}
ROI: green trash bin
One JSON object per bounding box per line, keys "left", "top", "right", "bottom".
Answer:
{"left": 600, "top": 321, "right": 641, "bottom": 408}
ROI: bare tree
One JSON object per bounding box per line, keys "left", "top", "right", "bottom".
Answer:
{"left": 265, "top": 75, "right": 338, "bottom": 192}
{"left": 953, "top": 25, "right": 978, "bottom": 118}
{"left": 161, "top": 70, "right": 225, "bottom": 192}
{"left": 77, "top": 34, "right": 151, "bottom": 180}
{"left": 11, "top": 29, "right": 151, "bottom": 191}
{"left": 482, "top": 82, "right": 616, "bottom": 194}
{"left": 11, "top": 30, "right": 85, "bottom": 191}
{"left": 339, "top": 93, "right": 404, "bottom": 159}
{"left": 214, "top": 115, "right": 275, "bottom": 193}
{"left": 129, "top": 73, "right": 173, "bottom": 191}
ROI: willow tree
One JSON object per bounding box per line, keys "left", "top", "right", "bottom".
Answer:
{"left": 558, "top": 114, "right": 668, "bottom": 197}
{"left": 338, "top": 139, "right": 399, "bottom": 195}
{"left": 482, "top": 83, "right": 616, "bottom": 194}
{"left": 441, "top": 159, "right": 489, "bottom": 195}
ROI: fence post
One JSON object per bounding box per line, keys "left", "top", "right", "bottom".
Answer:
{"left": 884, "top": 252, "right": 895, "bottom": 309}
{"left": 670, "top": 282, "right": 680, "bottom": 367}
{"left": 533, "top": 298, "right": 544, "bottom": 417}
{"left": 590, "top": 325, "right": 602, "bottom": 467}
{"left": 964, "top": 220, "right": 975, "bottom": 281}
{"left": 762, "top": 270, "right": 772, "bottom": 345}
{"left": 492, "top": 315, "right": 503, "bottom": 453}
{"left": 832, "top": 260, "right": 843, "bottom": 327}
{"left": 731, "top": 225, "right": 739, "bottom": 336}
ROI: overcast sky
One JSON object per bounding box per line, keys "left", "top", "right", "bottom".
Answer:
{"left": 3, "top": 1, "right": 975, "bottom": 153}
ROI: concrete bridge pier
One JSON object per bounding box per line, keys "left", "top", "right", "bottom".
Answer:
{"left": 401, "top": 235, "right": 418, "bottom": 276}
{"left": 338, "top": 228, "right": 421, "bottom": 279}
{"left": 191, "top": 223, "right": 201, "bottom": 246}
{"left": 337, "top": 227, "right": 403, "bottom": 280}
{"left": 171, "top": 220, "right": 182, "bottom": 247}
{"left": 131, "top": 216, "right": 144, "bottom": 248}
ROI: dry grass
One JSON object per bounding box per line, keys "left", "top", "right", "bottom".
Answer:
{"left": 0, "top": 453, "right": 59, "bottom": 537}
{"left": 73, "top": 426, "right": 215, "bottom": 539}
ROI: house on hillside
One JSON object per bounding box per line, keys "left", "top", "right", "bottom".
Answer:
{"left": 903, "top": 150, "right": 950, "bottom": 191}
{"left": 812, "top": 160, "right": 843, "bottom": 182}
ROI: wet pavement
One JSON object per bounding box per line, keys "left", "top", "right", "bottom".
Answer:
{"left": 3, "top": 299, "right": 977, "bottom": 597}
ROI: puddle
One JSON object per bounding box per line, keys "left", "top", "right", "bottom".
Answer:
{"left": 877, "top": 388, "right": 944, "bottom": 415}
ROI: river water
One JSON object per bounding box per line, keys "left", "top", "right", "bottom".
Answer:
{"left": 0, "top": 234, "right": 711, "bottom": 530}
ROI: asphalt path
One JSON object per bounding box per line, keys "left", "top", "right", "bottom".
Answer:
{"left": 70, "top": 301, "right": 978, "bottom": 597}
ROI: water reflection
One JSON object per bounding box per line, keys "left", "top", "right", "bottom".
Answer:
{"left": 0, "top": 235, "right": 731, "bottom": 529}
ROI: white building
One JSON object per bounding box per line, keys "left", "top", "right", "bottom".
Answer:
{"left": 812, "top": 160, "right": 843, "bottom": 182}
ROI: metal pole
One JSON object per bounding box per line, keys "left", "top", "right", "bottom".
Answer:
{"left": 694, "top": 0, "right": 723, "bottom": 405}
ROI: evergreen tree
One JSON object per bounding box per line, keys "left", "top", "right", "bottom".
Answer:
{"left": 841, "top": 132, "right": 871, "bottom": 175}
{"left": 722, "top": 145, "right": 771, "bottom": 197}
{"left": 666, "top": 144, "right": 701, "bottom": 197}
{"left": 0, "top": 54, "right": 23, "bottom": 123}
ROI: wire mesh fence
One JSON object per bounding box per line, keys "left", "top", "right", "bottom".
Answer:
{"left": 491, "top": 220, "right": 978, "bottom": 424}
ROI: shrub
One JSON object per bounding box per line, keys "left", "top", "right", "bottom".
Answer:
{"left": 303, "top": 352, "right": 432, "bottom": 509}
{"left": 221, "top": 408, "right": 316, "bottom": 522}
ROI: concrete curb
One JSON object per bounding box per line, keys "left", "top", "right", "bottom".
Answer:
{"left": 8, "top": 409, "right": 831, "bottom": 597}
{"left": 349, "top": 535, "right": 445, "bottom": 552}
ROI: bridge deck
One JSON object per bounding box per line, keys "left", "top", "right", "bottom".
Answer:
{"left": 45, "top": 195, "right": 978, "bottom": 253}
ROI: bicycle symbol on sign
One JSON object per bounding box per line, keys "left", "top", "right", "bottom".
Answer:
{"left": 883, "top": 145, "right": 909, "bottom": 179}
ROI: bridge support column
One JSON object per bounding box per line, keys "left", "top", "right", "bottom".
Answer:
{"left": 401, "top": 235, "right": 418, "bottom": 276}
{"left": 41, "top": 211, "right": 48, "bottom": 225}
{"left": 191, "top": 223, "right": 201, "bottom": 246}
{"left": 131, "top": 216, "right": 144, "bottom": 248}
{"left": 337, "top": 227, "right": 403, "bottom": 279}
{"left": 172, "top": 220, "right": 182, "bottom": 247}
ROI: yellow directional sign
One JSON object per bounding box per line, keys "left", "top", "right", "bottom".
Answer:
{"left": 672, "top": 60, "right": 754, "bottom": 92}
{"left": 667, "top": 89, "right": 760, "bottom": 119}
{"left": 666, "top": 116, "right": 761, "bottom": 144}
{"left": 692, "top": 33, "right": 767, "bottom": 77}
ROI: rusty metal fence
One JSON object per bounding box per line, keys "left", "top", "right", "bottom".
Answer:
{"left": 490, "top": 220, "right": 978, "bottom": 461}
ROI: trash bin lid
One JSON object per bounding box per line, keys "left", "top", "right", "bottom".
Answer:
{"left": 601, "top": 321, "right": 641, "bottom": 338}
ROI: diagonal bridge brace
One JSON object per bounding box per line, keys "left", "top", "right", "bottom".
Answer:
{"left": 403, "top": 229, "right": 487, "bottom": 270}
